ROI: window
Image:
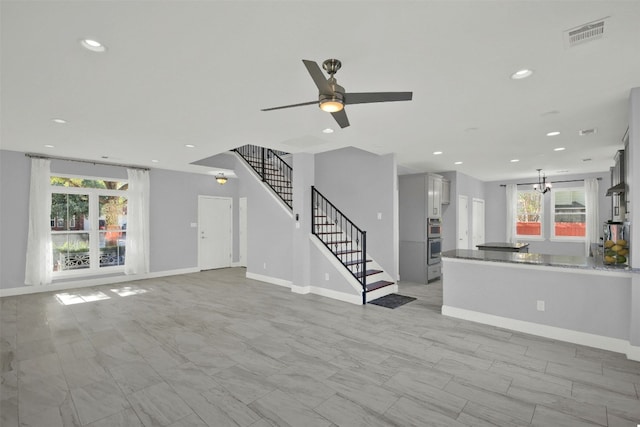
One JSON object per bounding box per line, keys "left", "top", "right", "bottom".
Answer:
{"left": 51, "top": 176, "right": 128, "bottom": 274}
{"left": 552, "top": 188, "right": 586, "bottom": 240}
{"left": 516, "top": 191, "right": 543, "bottom": 238}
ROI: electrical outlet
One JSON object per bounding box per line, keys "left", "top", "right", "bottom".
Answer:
{"left": 377, "top": 212, "right": 382, "bottom": 220}
{"left": 325, "top": 273, "right": 329, "bottom": 281}
{"left": 263, "top": 262, "right": 267, "bottom": 269}
{"left": 537, "top": 300, "right": 545, "bottom": 311}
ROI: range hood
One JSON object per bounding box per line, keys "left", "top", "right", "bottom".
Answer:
{"left": 606, "top": 149, "right": 625, "bottom": 196}
{"left": 607, "top": 182, "right": 624, "bottom": 196}
{"left": 606, "top": 182, "right": 625, "bottom": 196}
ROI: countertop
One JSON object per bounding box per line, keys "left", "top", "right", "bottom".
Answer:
{"left": 442, "top": 249, "right": 634, "bottom": 273}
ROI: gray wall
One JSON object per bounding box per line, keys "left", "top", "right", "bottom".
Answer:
{"left": 149, "top": 168, "right": 238, "bottom": 272}
{"left": 443, "top": 260, "right": 631, "bottom": 340}
{"left": 627, "top": 87, "right": 640, "bottom": 347}
{"left": 0, "top": 151, "right": 30, "bottom": 289}
{"left": 314, "top": 147, "right": 398, "bottom": 280}
{"left": 0, "top": 149, "right": 240, "bottom": 290}
{"left": 484, "top": 171, "right": 610, "bottom": 256}
{"left": 236, "top": 155, "right": 293, "bottom": 282}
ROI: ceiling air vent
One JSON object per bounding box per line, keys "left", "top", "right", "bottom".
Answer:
{"left": 564, "top": 17, "right": 608, "bottom": 48}
{"left": 579, "top": 128, "right": 597, "bottom": 136}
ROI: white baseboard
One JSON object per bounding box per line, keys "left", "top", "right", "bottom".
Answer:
{"left": 291, "top": 285, "right": 311, "bottom": 294}
{"left": 627, "top": 344, "right": 640, "bottom": 362}
{"left": 246, "top": 272, "right": 292, "bottom": 288}
{"left": 0, "top": 267, "right": 200, "bottom": 298}
{"left": 230, "top": 261, "right": 245, "bottom": 267}
{"left": 306, "top": 285, "right": 362, "bottom": 305}
{"left": 442, "top": 305, "right": 638, "bottom": 361}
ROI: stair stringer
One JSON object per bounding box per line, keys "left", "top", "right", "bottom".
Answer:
{"left": 234, "top": 152, "right": 293, "bottom": 217}
{"left": 308, "top": 235, "right": 397, "bottom": 305}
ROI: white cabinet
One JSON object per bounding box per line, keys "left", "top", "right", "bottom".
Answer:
{"left": 442, "top": 179, "right": 450, "bottom": 205}
{"left": 427, "top": 174, "right": 443, "bottom": 218}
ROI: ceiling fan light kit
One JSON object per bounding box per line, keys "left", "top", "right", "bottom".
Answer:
{"left": 262, "top": 58, "right": 413, "bottom": 128}
{"left": 319, "top": 95, "right": 344, "bottom": 113}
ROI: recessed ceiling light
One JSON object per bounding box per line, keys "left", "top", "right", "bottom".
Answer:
{"left": 184, "top": 144, "right": 196, "bottom": 148}
{"left": 554, "top": 147, "right": 566, "bottom": 151}
{"left": 322, "top": 128, "right": 334, "bottom": 134}
{"left": 151, "top": 159, "right": 159, "bottom": 163}
{"left": 80, "top": 38, "right": 106, "bottom": 52}
{"left": 51, "top": 118, "right": 67, "bottom": 124}
{"left": 433, "top": 151, "right": 443, "bottom": 155}
{"left": 44, "top": 144, "right": 55, "bottom": 148}
{"left": 546, "top": 131, "right": 561, "bottom": 136}
{"left": 454, "top": 161, "right": 463, "bottom": 165}
{"left": 511, "top": 69, "right": 533, "bottom": 80}
{"left": 510, "top": 159, "right": 520, "bottom": 163}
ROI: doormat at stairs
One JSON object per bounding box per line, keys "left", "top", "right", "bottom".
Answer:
{"left": 369, "top": 294, "right": 416, "bottom": 309}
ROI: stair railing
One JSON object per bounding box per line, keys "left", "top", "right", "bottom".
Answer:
{"left": 234, "top": 145, "right": 293, "bottom": 209}
{"left": 311, "top": 186, "right": 367, "bottom": 304}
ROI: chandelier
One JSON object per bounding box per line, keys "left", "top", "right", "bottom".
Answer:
{"left": 533, "top": 169, "right": 551, "bottom": 194}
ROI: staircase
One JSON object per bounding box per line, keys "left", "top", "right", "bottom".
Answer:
{"left": 312, "top": 186, "right": 394, "bottom": 304}
{"left": 233, "top": 145, "right": 293, "bottom": 209}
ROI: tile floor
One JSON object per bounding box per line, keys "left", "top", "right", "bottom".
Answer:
{"left": 1, "top": 268, "right": 639, "bottom": 426}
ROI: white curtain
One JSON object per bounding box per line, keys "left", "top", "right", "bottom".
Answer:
{"left": 505, "top": 184, "right": 518, "bottom": 244}
{"left": 585, "top": 178, "right": 599, "bottom": 256}
{"left": 124, "top": 168, "right": 150, "bottom": 275}
{"left": 24, "top": 158, "right": 52, "bottom": 285}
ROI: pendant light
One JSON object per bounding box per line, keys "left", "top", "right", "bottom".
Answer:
{"left": 533, "top": 169, "right": 551, "bottom": 194}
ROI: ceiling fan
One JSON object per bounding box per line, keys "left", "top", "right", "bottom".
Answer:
{"left": 261, "top": 59, "right": 413, "bottom": 129}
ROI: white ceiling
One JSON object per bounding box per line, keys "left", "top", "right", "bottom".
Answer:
{"left": 2, "top": 1, "right": 639, "bottom": 182}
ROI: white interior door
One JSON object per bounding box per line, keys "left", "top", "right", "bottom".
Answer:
{"left": 472, "top": 198, "right": 485, "bottom": 249}
{"left": 198, "top": 196, "right": 232, "bottom": 270}
{"left": 457, "top": 195, "right": 469, "bottom": 249}
{"left": 239, "top": 197, "right": 247, "bottom": 267}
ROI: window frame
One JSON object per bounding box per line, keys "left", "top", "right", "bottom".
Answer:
{"left": 550, "top": 186, "right": 586, "bottom": 242}
{"left": 51, "top": 174, "right": 128, "bottom": 278}
{"left": 516, "top": 190, "right": 545, "bottom": 241}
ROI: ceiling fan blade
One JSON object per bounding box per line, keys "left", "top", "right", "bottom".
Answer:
{"left": 302, "top": 60, "right": 333, "bottom": 95}
{"left": 261, "top": 100, "right": 318, "bottom": 112}
{"left": 331, "top": 109, "right": 350, "bottom": 128}
{"left": 344, "top": 92, "right": 413, "bottom": 105}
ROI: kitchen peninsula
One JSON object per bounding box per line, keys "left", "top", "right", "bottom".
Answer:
{"left": 441, "top": 249, "right": 638, "bottom": 360}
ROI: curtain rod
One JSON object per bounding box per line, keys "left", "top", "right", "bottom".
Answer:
{"left": 499, "top": 177, "right": 602, "bottom": 187}
{"left": 25, "top": 153, "right": 150, "bottom": 171}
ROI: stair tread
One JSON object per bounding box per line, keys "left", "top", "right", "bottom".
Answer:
{"left": 315, "top": 231, "right": 343, "bottom": 235}
{"left": 366, "top": 280, "right": 395, "bottom": 292}
{"left": 335, "top": 249, "right": 360, "bottom": 255}
{"left": 344, "top": 259, "right": 372, "bottom": 266}
{"left": 354, "top": 269, "right": 383, "bottom": 278}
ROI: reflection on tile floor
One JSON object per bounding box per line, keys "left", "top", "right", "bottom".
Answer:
{"left": 1, "top": 267, "right": 639, "bottom": 426}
